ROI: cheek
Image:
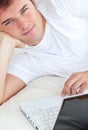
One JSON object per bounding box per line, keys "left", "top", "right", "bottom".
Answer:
{"left": 24, "top": 9, "right": 38, "bottom": 23}
{"left": 3, "top": 26, "right": 20, "bottom": 38}
{"left": 24, "top": 13, "right": 34, "bottom": 22}
{"left": 0, "top": 26, "right": 14, "bottom": 33}
{"left": 0, "top": 30, "right": 20, "bottom": 41}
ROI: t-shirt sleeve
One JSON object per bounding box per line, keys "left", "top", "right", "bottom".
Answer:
{"left": 7, "top": 52, "right": 43, "bottom": 84}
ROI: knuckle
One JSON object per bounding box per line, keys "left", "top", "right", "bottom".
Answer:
{"left": 65, "top": 81, "right": 71, "bottom": 87}
{"left": 76, "top": 73, "right": 81, "bottom": 78}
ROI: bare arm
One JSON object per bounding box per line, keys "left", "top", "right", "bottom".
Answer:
{"left": 0, "top": 32, "right": 25, "bottom": 104}
{"left": 3, "top": 74, "right": 26, "bottom": 103}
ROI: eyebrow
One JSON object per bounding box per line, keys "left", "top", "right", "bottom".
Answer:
{"left": 1, "top": 4, "right": 28, "bottom": 25}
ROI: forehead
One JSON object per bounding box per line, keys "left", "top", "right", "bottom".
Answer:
{"left": 0, "top": 0, "right": 30, "bottom": 20}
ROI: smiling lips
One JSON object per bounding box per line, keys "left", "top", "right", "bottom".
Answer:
{"left": 23, "top": 25, "right": 34, "bottom": 35}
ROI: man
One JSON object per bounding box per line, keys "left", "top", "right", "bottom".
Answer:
{"left": 0, "top": 0, "right": 88, "bottom": 102}
{"left": 0, "top": 0, "right": 46, "bottom": 104}
{"left": 0, "top": 0, "right": 88, "bottom": 129}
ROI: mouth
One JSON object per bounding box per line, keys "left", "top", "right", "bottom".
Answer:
{"left": 23, "top": 25, "right": 34, "bottom": 35}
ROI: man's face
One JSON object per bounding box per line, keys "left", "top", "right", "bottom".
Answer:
{"left": 0, "top": 0, "right": 46, "bottom": 45}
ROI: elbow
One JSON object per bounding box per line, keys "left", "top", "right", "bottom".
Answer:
{"left": 0, "top": 95, "right": 6, "bottom": 105}
{"left": 0, "top": 99, "right": 4, "bottom": 105}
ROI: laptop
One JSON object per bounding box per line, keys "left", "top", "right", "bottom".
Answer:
{"left": 20, "top": 90, "right": 88, "bottom": 130}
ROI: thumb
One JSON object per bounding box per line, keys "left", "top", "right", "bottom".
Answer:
{"left": 61, "top": 88, "right": 67, "bottom": 96}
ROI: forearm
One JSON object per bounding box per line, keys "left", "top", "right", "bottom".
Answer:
{"left": 0, "top": 41, "right": 15, "bottom": 104}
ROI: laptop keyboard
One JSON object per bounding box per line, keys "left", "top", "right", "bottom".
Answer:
{"left": 20, "top": 96, "right": 64, "bottom": 130}
{"left": 26, "top": 106, "right": 59, "bottom": 130}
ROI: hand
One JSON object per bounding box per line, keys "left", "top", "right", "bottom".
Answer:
{"left": 0, "top": 32, "right": 25, "bottom": 48}
{"left": 61, "top": 71, "right": 88, "bottom": 96}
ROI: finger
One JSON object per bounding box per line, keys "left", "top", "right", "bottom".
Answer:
{"left": 71, "top": 80, "right": 84, "bottom": 95}
{"left": 64, "top": 72, "right": 80, "bottom": 88}
{"left": 16, "top": 42, "right": 25, "bottom": 48}
{"left": 61, "top": 73, "right": 80, "bottom": 96}
{"left": 15, "top": 39, "right": 25, "bottom": 48}
{"left": 78, "top": 83, "right": 88, "bottom": 93}
{"left": 61, "top": 88, "right": 67, "bottom": 96}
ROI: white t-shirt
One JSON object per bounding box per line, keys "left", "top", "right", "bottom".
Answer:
{"left": 8, "top": 0, "right": 88, "bottom": 84}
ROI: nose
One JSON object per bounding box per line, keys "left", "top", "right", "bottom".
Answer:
{"left": 16, "top": 17, "right": 29, "bottom": 31}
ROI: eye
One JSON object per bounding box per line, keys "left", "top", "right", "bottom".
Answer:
{"left": 4, "top": 19, "right": 13, "bottom": 26}
{"left": 21, "top": 7, "right": 29, "bottom": 14}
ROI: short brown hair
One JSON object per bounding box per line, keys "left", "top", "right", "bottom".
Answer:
{"left": 0, "top": 0, "right": 33, "bottom": 9}
{"left": 0, "top": 0, "right": 12, "bottom": 9}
